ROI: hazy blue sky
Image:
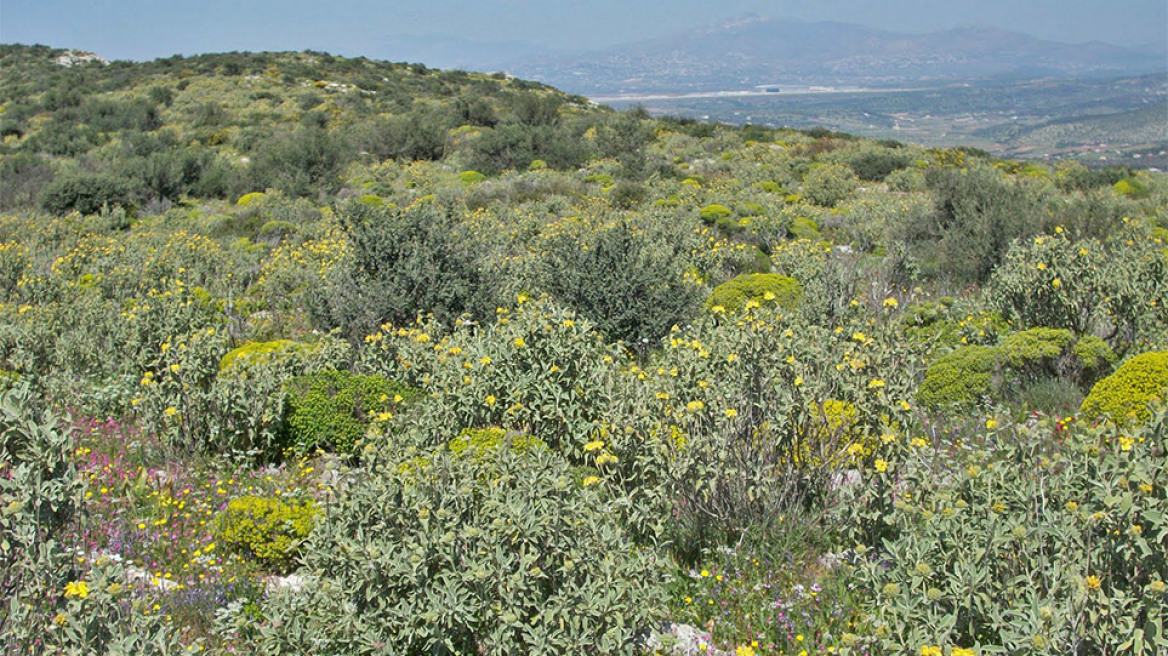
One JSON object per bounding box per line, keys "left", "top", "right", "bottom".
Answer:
{"left": 3, "top": 0, "right": 1166, "bottom": 65}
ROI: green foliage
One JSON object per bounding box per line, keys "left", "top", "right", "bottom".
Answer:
{"left": 215, "top": 495, "right": 319, "bottom": 573}
{"left": 248, "top": 443, "right": 667, "bottom": 655}
{"left": 284, "top": 370, "right": 418, "bottom": 454}
{"left": 987, "top": 230, "right": 1168, "bottom": 355}
{"left": 837, "top": 412, "right": 1168, "bottom": 655}
{"left": 457, "top": 170, "right": 486, "bottom": 185}
{"left": 699, "top": 204, "right": 733, "bottom": 223}
{"left": 0, "top": 385, "right": 181, "bottom": 653}
{"left": 789, "top": 216, "right": 820, "bottom": 240}
{"left": 448, "top": 427, "right": 547, "bottom": 461}
{"left": 314, "top": 199, "right": 500, "bottom": 339}
{"left": 801, "top": 163, "right": 859, "bottom": 207}
{"left": 706, "top": 273, "right": 803, "bottom": 314}
{"left": 219, "top": 340, "right": 307, "bottom": 372}
{"left": 1080, "top": 351, "right": 1168, "bottom": 427}
{"left": 40, "top": 172, "right": 133, "bottom": 215}
{"left": 920, "top": 328, "right": 1115, "bottom": 410}
{"left": 538, "top": 218, "right": 701, "bottom": 347}
{"left": 248, "top": 126, "right": 350, "bottom": 197}
{"left": 917, "top": 345, "right": 1001, "bottom": 409}
{"left": 897, "top": 165, "right": 1050, "bottom": 282}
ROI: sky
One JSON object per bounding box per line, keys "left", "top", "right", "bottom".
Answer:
{"left": 2, "top": 0, "right": 1166, "bottom": 66}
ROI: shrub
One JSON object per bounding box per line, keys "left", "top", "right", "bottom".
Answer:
{"left": 894, "top": 165, "right": 1049, "bottom": 282}
{"left": 706, "top": 273, "right": 803, "bottom": 314}
{"left": 987, "top": 231, "right": 1168, "bottom": 356}
{"left": 40, "top": 172, "right": 133, "bottom": 216}
{"left": 250, "top": 444, "right": 667, "bottom": 654}
{"left": 999, "top": 327, "right": 1115, "bottom": 388}
{"left": 448, "top": 427, "right": 547, "bottom": 462}
{"left": 0, "top": 386, "right": 180, "bottom": 652}
{"left": 215, "top": 495, "right": 319, "bottom": 574}
{"left": 699, "top": 204, "right": 733, "bottom": 223}
{"left": 801, "top": 163, "right": 858, "bottom": 207}
{"left": 837, "top": 412, "right": 1168, "bottom": 655}
{"left": 788, "top": 216, "right": 820, "bottom": 240}
{"left": 283, "top": 370, "right": 419, "bottom": 453}
{"left": 219, "top": 340, "right": 307, "bottom": 372}
{"left": 313, "top": 200, "right": 501, "bottom": 339}
{"left": 917, "top": 345, "right": 1001, "bottom": 409}
{"left": 1080, "top": 351, "right": 1168, "bottom": 427}
{"left": 539, "top": 219, "right": 701, "bottom": 348}
{"left": 457, "top": 170, "right": 486, "bottom": 185}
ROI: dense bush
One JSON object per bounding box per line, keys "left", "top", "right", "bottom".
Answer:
{"left": 1080, "top": 351, "right": 1168, "bottom": 426}
{"left": 801, "top": 163, "right": 859, "bottom": 207}
{"left": 40, "top": 171, "right": 133, "bottom": 215}
{"left": 987, "top": 230, "right": 1168, "bottom": 355}
{"left": 314, "top": 200, "right": 500, "bottom": 339}
{"left": 216, "top": 495, "right": 320, "bottom": 573}
{"left": 706, "top": 273, "right": 803, "bottom": 314}
{"left": 896, "top": 165, "right": 1049, "bottom": 282}
{"left": 917, "top": 345, "right": 1002, "bottom": 409}
{"left": 538, "top": 219, "right": 701, "bottom": 348}
{"left": 284, "top": 370, "right": 417, "bottom": 453}
{"left": 247, "top": 442, "right": 667, "bottom": 655}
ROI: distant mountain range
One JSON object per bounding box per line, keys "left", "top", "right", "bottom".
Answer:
{"left": 498, "top": 15, "right": 1167, "bottom": 96}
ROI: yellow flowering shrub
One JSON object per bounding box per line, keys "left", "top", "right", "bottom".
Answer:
{"left": 1080, "top": 351, "right": 1168, "bottom": 427}
{"left": 215, "top": 495, "right": 319, "bottom": 573}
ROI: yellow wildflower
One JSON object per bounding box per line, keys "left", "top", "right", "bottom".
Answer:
{"left": 64, "top": 580, "right": 89, "bottom": 599}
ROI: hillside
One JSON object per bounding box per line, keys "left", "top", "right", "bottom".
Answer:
{"left": 1, "top": 46, "right": 1166, "bottom": 655}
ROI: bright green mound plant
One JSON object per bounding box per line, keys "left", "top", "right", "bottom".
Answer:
{"left": 215, "top": 495, "right": 319, "bottom": 574}
{"left": 457, "top": 170, "right": 486, "bottom": 185}
{"left": 249, "top": 443, "right": 667, "bottom": 654}
{"left": 283, "top": 370, "right": 420, "bottom": 453}
{"left": 706, "top": 273, "right": 803, "bottom": 314}
{"left": 448, "top": 427, "right": 547, "bottom": 461}
{"left": 917, "top": 345, "right": 1002, "bottom": 409}
{"left": 1080, "top": 351, "right": 1168, "bottom": 427}
{"left": 219, "top": 340, "right": 307, "bottom": 372}
{"left": 999, "top": 327, "right": 1115, "bottom": 386}
{"left": 920, "top": 329, "right": 1117, "bottom": 410}
{"left": 699, "top": 203, "right": 733, "bottom": 223}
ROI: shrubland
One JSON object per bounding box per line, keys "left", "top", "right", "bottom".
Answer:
{"left": 1, "top": 45, "right": 1166, "bottom": 654}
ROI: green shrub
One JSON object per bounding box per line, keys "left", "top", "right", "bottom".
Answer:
{"left": 40, "top": 172, "right": 133, "bottom": 216}
{"left": 1073, "top": 335, "right": 1118, "bottom": 371}
{"left": 1080, "top": 351, "right": 1168, "bottom": 426}
{"left": 539, "top": 219, "right": 701, "bottom": 348}
{"left": 284, "top": 370, "right": 419, "bottom": 453}
{"left": 999, "top": 327, "right": 1115, "bottom": 388}
{"left": 789, "top": 216, "right": 820, "bottom": 240}
{"left": 1000, "top": 327, "right": 1076, "bottom": 371}
{"left": 699, "top": 204, "right": 733, "bottom": 223}
{"left": 219, "top": 340, "right": 307, "bottom": 372}
{"left": 706, "top": 273, "right": 803, "bottom": 314}
{"left": 987, "top": 231, "right": 1168, "bottom": 356}
{"left": 313, "top": 200, "right": 502, "bottom": 339}
{"left": 801, "top": 163, "right": 858, "bottom": 207}
{"left": 917, "top": 345, "right": 1002, "bottom": 409}
{"left": 838, "top": 411, "right": 1168, "bottom": 655}
{"left": 457, "top": 170, "right": 486, "bottom": 185}
{"left": 249, "top": 444, "right": 667, "bottom": 654}
{"left": 448, "top": 427, "right": 547, "bottom": 461}
{"left": 215, "top": 495, "right": 319, "bottom": 573}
